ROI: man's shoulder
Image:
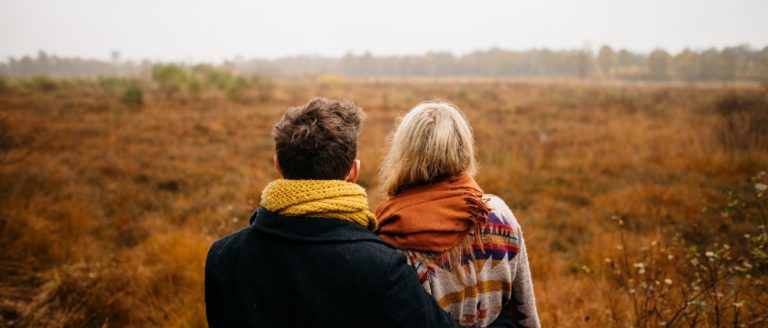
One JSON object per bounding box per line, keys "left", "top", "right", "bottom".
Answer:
{"left": 284, "top": 221, "right": 404, "bottom": 270}
{"left": 206, "top": 218, "right": 403, "bottom": 268}
{"left": 206, "top": 225, "right": 253, "bottom": 263}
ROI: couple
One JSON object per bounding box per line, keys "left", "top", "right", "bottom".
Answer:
{"left": 205, "top": 98, "right": 540, "bottom": 328}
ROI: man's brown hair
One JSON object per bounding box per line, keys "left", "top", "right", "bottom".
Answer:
{"left": 272, "top": 97, "right": 365, "bottom": 180}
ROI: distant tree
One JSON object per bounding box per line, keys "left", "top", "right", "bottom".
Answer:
{"left": 718, "top": 45, "right": 750, "bottom": 81}
{"left": 648, "top": 49, "right": 672, "bottom": 80}
{"left": 597, "top": 45, "right": 616, "bottom": 77}
{"left": 6, "top": 57, "right": 18, "bottom": 75}
{"left": 698, "top": 48, "right": 721, "bottom": 80}
{"left": 111, "top": 51, "right": 121, "bottom": 64}
{"left": 673, "top": 49, "right": 698, "bottom": 81}
{"left": 111, "top": 51, "right": 121, "bottom": 75}
{"left": 759, "top": 47, "right": 768, "bottom": 83}
{"left": 36, "top": 51, "right": 51, "bottom": 75}
{"left": 573, "top": 50, "right": 597, "bottom": 79}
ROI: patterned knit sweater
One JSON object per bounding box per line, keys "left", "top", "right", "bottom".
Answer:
{"left": 404, "top": 195, "right": 541, "bottom": 328}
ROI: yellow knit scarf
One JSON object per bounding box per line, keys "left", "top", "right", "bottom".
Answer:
{"left": 260, "top": 179, "right": 378, "bottom": 231}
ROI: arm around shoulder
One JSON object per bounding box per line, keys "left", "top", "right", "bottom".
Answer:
{"left": 376, "top": 249, "right": 459, "bottom": 328}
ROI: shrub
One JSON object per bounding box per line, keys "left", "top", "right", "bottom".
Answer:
{"left": 97, "top": 76, "right": 127, "bottom": 96}
{"left": 187, "top": 76, "right": 203, "bottom": 99}
{"left": 204, "top": 67, "right": 233, "bottom": 90}
{"left": 252, "top": 76, "right": 274, "bottom": 102}
{"left": 151, "top": 64, "right": 188, "bottom": 98}
{"left": 0, "top": 116, "right": 17, "bottom": 157}
{"left": 121, "top": 82, "right": 144, "bottom": 108}
{"left": 0, "top": 116, "right": 31, "bottom": 166}
{"left": 22, "top": 76, "right": 58, "bottom": 92}
{"left": 602, "top": 171, "right": 768, "bottom": 327}
{"left": 715, "top": 93, "right": 768, "bottom": 152}
{"left": 225, "top": 76, "right": 249, "bottom": 102}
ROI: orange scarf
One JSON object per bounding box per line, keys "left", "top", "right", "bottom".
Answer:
{"left": 375, "top": 175, "right": 491, "bottom": 252}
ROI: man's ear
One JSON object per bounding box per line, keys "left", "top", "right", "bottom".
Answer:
{"left": 345, "top": 159, "right": 361, "bottom": 183}
{"left": 274, "top": 155, "right": 284, "bottom": 178}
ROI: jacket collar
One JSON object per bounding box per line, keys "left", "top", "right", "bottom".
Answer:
{"left": 249, "top": 207, "right": 393, "bottom": 246}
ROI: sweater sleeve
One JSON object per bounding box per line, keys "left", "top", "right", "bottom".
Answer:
{"left": 377, "top": 251, "right": 459, "bottom": 328}
{"left": 506, "top": 227, "right": 541, "bottom": 328}
{"left": 485, "top": 195, "right": 541, "bottom": 328}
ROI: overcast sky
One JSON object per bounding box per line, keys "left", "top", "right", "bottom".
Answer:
{"left": 0, "top": 0, "right": 766, "bottom": 62}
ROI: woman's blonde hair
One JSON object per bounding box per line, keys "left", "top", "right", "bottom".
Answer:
{"left": 379, "top": 101, "right": 477, "bottom": 195}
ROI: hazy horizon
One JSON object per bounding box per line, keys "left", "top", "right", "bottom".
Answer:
{"left": 1, "top": 0, "right": 767, "bottom": 62}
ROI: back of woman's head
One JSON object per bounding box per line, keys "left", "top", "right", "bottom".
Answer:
{"left": 379, "top": 101, "right": 477, "bottom": 195}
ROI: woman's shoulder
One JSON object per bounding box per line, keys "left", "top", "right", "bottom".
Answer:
{"left": 484, "top": 194, "right": 521, "bottom": 230}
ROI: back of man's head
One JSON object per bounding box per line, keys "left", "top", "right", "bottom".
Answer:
{"left": 272, "top": 97, "right": 364, "bottom": 180}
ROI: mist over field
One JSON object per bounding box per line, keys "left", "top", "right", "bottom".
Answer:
{"left": 2, "top": 0, "right": 768, "bottom": 327}
{"left": 2, "top": 45, "right": 768, "bottom": 82}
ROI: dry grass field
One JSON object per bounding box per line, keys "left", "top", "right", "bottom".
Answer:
{"left": 1, "top": 77, "right": 767, "bottom": 327}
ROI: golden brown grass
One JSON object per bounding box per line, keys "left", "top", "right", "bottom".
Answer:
{"left": 0, "top": 77, "right": 766, "bottom": 327}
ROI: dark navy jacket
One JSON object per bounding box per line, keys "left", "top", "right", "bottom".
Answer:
{"left": 204, "top": 208, "right": 460, "bottom": 327}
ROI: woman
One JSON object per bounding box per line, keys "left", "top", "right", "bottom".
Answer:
{"left": 376, "top": 101, "right": 541, "bottom": 328}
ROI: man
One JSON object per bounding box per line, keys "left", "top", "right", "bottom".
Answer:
{"left": 204, "top": 98, "right": 459, "bottom": 327}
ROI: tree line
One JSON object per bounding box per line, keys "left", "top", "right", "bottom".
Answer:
{"left": 1, "top": 45, "right": 766, "bottom": 81}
